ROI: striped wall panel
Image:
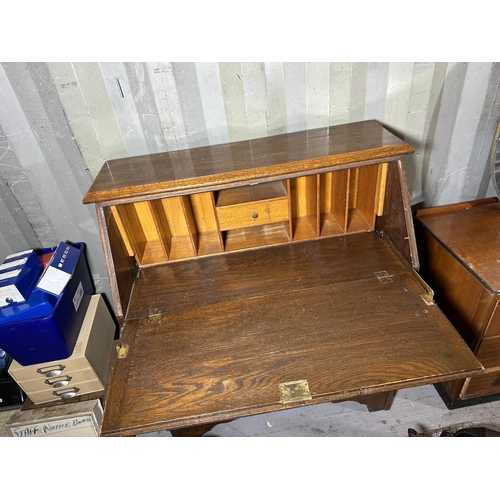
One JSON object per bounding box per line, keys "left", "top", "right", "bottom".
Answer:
{"left": 0, "top": 62, "right": 499, "bottom": 297}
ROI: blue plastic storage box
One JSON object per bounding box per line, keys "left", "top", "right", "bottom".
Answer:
{"left": 0, "top": 242, "right": 94, "bottom": 366}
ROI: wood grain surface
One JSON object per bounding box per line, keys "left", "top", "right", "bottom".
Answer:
{"left": 416, "top": 199, "right": 500, "bottom": 293}
{"left": 83, "top": 121, "right": 414, "bottom": 204}
{"left": 101, "top": 233, "right": 482, "bottom": 436}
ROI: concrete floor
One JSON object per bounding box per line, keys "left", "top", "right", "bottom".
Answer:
{"left": 141, "top": 383, "right": 500, "bottom": 437}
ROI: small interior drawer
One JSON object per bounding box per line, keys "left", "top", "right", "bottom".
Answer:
{"left": 216, "top": 198, "right": 289, "bottom": 231}
{"left": 216, "top": 181, "right": 289, "bottom": 232}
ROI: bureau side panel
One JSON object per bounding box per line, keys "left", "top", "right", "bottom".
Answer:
{"left": 96, "top": 205, "right": 136, "bottom": 322}
{"left": 375, "top": 160, "right": 419, "bottom": 270}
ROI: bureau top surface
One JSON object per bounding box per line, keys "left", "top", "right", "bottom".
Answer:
{"left": 83, "top": 120, "right": 414, "bottom": 204}
{"left": 416, "top": 199, "right": 500, "bottom": 293}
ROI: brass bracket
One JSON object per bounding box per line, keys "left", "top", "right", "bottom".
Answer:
{"left": 116, "top": 343, "right": 129, "bottom": 359}
{"left": 278, "top": 380, "right": 312, "bottom": 404}
{"left": 378, "top": 231, "right": 435, "bottom": 306}
{"left": 410, "top": 269, "right": 435, "bottom": 306}
{"left": 148, "top": 308, "right": 162, "bottom": 324}
{"left": 375, "top": 271, "right": 393, "bottom": 283}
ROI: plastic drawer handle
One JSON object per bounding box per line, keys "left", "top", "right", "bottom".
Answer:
{"left": 37, "top": 364, "right": 66, "bottom": 378}
{"left": 53, "top": 387, "right": 79, "bottom": 399}
{"left": 45, "top": 375, "right": 72, "bottom": 388}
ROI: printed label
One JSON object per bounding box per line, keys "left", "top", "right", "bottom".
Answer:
{"left": 73, "top": 281, "right": 84, "bottom": 312}
{"left": 0, "top": 258, "right": 27, "bottom": 271}
{"left": 5, "top": 249, "right": 32, "bottom": 260}
{"left": 0, "top": 285, "right": 24, "bottom": 307}
{"left": 0, "top": 269, "right": 22, "bottom": 281}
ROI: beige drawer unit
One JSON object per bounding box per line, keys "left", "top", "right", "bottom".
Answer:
{"left": 9, "top": 295, "right": 116, "bottom": 404}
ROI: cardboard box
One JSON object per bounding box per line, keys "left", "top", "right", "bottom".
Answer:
{"left": 3, "top": 399, "right": 103, "bottom": 437}
{"left": 9, "top": 295, "right": 116, "bottom": 404}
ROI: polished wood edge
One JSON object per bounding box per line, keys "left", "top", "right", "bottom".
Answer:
{"left": 83, "top": 152, "right": 411, "bottom": 205}
{"left": 415, "top": 197, "right": 499, "bottom": 219}
{"left": 397, "top": 158, "right": 419, "bottom": 271}
{"left": 96, "top": 205, "right": 125, "bottom": 319}
{"left": 100, "top": 370, "right": 482, "bottom": 437}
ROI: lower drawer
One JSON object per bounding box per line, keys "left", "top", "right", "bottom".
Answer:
{"left": 458, "top": 336, "right": 500, "bottom": 399}
{"left": 25, "top": 378, "right": 103, "bottom": 404}
{"left": 476, "top": 335, "right": 500, "bottom": 371}
{"left": 461, "top": 369, "right": 500, "bottom": 399}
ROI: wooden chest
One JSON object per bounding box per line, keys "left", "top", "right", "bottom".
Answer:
{"left": 415, "top": 198, "right": 500, "bottom": 408}
{"left": 83, "top": 120, "right": 482, "bottom": 436}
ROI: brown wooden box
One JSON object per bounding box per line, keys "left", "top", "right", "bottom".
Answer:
{"left": 415, "top": 198, "right": 500, "bottom": 407}
{"left": 83, "top": 120, "right": 483, "bottom": 436}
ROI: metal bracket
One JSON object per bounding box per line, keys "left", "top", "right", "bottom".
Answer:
{"left": 148, "top": 308, "right": 162, "bottom": 324}
{"left": 378, "top": 231, "right": 435, "bottom": 306}
{"left": 410, "top": 269, "right": 435, "bottom": 306}
{"left": 375, "top": 271, "right": 393, "bottom": 283}
{"left": 116, "top": 343, "right": 129, "bottom": 359}
{"left": 278, "top": 380, "right": 312, "bottom": 404}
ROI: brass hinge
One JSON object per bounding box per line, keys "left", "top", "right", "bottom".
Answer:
{"left": 375, "top": 270, "right": 393, "bottom": 283}
{"left": 410, "top": 269, "right": 435, "bottom": 306}
{"left": 148, "top": 308, "right": 162, "bottom": 324}
{"left": 116, "top": 343, "right": 129, "bottom": 359}
{"left": 278, "top": 380, "right": 312, "bottom": 404}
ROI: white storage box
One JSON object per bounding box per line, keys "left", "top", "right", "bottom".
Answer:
{"left": 3, "top": 399, "right": 103, "bottom": 437}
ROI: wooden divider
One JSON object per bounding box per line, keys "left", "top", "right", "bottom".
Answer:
{"left": 290, "top": 175, "right": 319, "bottom": 241}
{"left": 109, "top": 165, "right": 388, "bottom": 267}
{"left": 189, "top": 192, "right": 224, "bottom": 256}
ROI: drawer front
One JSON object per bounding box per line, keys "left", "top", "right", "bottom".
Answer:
{"left": 17, "top": 367, "right": 98, "bottom": 393}
{"left": 460, "top": 335, "right": 500, "bottom": 399}
{"left": 484, "top": 301, "right": 500, "bottom": 338}
{"left": 216, "top": 198, "right": 289, "bottom": 231}
{"left": 26, "top": 378, "right": 103, "bottom": 404}
{"left": 460, "top": 369, "right": 500, "bottom": 399}
{"left": 475, "top": 335, "right": 500, "bottom": 370}
{"left": 9, "top": 356, "right": 91, "bottom": 383}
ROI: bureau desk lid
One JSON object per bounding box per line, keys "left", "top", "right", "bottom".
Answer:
{"left": 101, "top": 233, "right": 482, "bottom": 436}
{"left": 83, "top": 120, "right": 414, "bottom": 205}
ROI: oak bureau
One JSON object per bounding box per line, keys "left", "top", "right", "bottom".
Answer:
{"left": 83, "top": 120, "right": 482, "bottom": 436}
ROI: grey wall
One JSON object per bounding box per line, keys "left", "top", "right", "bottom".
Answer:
{"left": 1, "top": 62, "right": 499, "bottom": 299}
